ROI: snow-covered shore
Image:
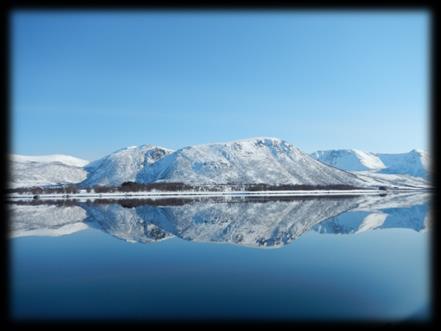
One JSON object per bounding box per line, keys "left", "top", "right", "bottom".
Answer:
{"left": 6, "top": 188, "right": 430, "bottom": 201}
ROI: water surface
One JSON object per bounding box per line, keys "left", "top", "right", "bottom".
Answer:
{"left": 9, "top": 193, "right": 431, "bottom": 321}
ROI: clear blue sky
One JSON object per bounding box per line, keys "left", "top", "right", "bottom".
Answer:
{"left": 11, "top": 11, "right": 429, "bottom": 161}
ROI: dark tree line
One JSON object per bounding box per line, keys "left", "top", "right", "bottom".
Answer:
{"left": 7, "top": 181, "right": 366, "bottom": 196}
{"left": 7, "top": 184, "right": 79, "bottom": 195}
{"left": 119, "top": 181, "right": 195, "bottom": 192}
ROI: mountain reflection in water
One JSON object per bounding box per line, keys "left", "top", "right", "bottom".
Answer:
{"left": 9, "top": 193, "right": 430, "bottom": 248}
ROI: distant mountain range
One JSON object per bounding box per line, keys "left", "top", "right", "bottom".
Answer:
{"left": 310, "top": 149, "right": 429, "bottom": 178}
{"left": 10, "top": 137, "right": 430, "bottom": 189}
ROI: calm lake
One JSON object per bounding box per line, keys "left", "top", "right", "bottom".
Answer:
{"left": 9, "top": 193, "right": 431, "bottom": 321}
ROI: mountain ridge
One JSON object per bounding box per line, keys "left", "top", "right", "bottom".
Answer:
{"left": 134, "top": 137, "right": 365, "bottom": 187}
{"left": 10, "top": 138, "right": 431, "bottom": 189}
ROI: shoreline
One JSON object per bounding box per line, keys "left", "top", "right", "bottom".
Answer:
{"left": 6, "top": 188, "right": 430, "bottom": 201}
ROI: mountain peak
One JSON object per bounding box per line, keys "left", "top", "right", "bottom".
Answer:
{"left": 81, "top": 145, "right": 173, "bottom": 187}
{"left": 190, "top": 137, "right": 288, "bottom": 149}
{"left": 234, "top": 136, "right": 284, "bottom": 143}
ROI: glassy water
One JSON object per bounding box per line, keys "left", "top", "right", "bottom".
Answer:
{"left": 9, "top": 193, "right": 431, "bottom": 321}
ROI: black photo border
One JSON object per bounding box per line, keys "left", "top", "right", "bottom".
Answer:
{"left": 1, "top": 1, "right": 439, "bottom": 329}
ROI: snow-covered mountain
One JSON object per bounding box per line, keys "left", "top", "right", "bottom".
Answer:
{"left": 377, "top": 149, "right": 430, "bottom": 178}
{"left": 10, "top": 154, "right": 89, "bottom": 188}
{"left": 10, "top": 139, "right": 431, "bottom": 189}
{"left": 311, "top": 149, "right": 430, "bottom": 178}
{"left": 137, "top": 137, "right": 365, "bottom": 186}
{"left": 11, "top": 154, "right": 89, "bottom": 167}
{"left": 81, "top": 145, "right": 173, "bottom": 187}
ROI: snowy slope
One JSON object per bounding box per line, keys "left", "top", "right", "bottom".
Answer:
{"left": 354, "top": 171, "right": 430, "bottom": 189}
{"left": 311, "top": 149, "right": 430, "bottom": 178}
{"left": 11, "top": 154, "right": 89, "bottom": 167}
{"left": 138, "top": 137, "right": 366, "bottom": 186}
{"left": 310, "top": 149, "right": 385, "bottom": 171}
{"left": 81, "top": 145, "right": 173, "bottom": 187}
{"left": 377, "top": 149, "right": 430, "bottom": 178}
{"left": 10, "top": 154, "right": 89, "bottom": 188}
